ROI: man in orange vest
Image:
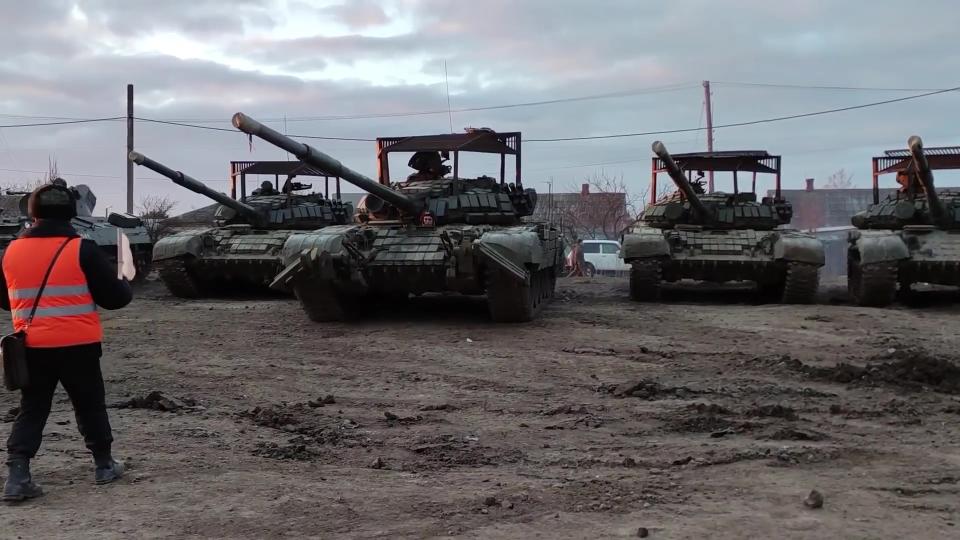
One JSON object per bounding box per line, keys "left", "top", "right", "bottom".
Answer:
{"left": 1, "top": 182, "right": 132, "bottom": 502}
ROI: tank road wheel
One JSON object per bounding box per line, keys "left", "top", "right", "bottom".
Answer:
{"left": 629, "top": 259, "right": 662, "bottom": 302}
{"left": 780, "top": 262, "right": 820, "bottom": 304}
{"left": 157, "top": 258, "right": 205, "bottom": 298}
{"left": 294, "top": 283, "right": 360, "bottom": 322}
{"left": 487, "top": 267, "right": 544, "bottom": 323}
{"left": 848, "top": 256, "right": 897, "bottom": 307}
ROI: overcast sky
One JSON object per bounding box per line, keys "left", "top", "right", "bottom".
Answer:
{"left": 1, "top": 0, "right": 958, "bottom": 215}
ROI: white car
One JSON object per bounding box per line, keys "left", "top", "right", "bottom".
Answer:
{"left": 566, "top": 239, "right": 631, "bottom": 277}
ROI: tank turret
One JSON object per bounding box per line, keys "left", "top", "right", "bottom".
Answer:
{"left": 852, "top": 136, "right": 960, "bottom": 231}
{"left": 130, "top": 150, "right": 350, "bottom": 231}
{"left": 642, "top": 141, "right": 790, "bottom": 230}
{"left": 231, "top": 114, "right": 420, "bottom": 216}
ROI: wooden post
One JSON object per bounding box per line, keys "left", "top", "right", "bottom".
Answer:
{"left": 703, "top": 81, "right": 714, "bottom": 193}
{"left": 126, "top": 84, "right": 134, "bottom": 214}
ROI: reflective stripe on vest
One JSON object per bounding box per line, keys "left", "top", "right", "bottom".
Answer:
{"left": 3, "top": 236, "right": 103, "bottom": 348}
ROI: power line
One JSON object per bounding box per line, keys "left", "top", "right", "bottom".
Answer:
{"left": 525, "top": 86, "right": 960, "bottom": 142}
{"left": 2, "top": 85, "right": 957, "bottom": 145}
{"left": 140, "top": 85, "right": 960, "bottom": 144}
{"left": 0, "top": 114, "right": 92, "bottom": 121}
{"left": 0, "top": 117, "right": 123, "bottom": 129}
{"left": 134, "top": 116, "right": 377, "bottom": 141}
{"left": 713, "top": 81, "right": 949, "bottom": 92}
{"left": 135, "top": 117, "right": 235, "bottom": 133}
{"left": 0, "top": 167, "right": 224, "bottom": 184}
{"left": 0, "top": 80, "right": 953, "bottom": 126}
{"left": 148, "top": 82, "right": 699, "bottom": 123}
{"left": 0, "top": 167, "right": 121, "bottom": 179}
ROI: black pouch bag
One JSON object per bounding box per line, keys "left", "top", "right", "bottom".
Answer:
{"left": 2, "top": 238, "right": 73, "bottom": 391}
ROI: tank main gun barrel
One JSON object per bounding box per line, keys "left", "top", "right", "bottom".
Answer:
{"left": 907, "top": 135, "right": 946, "bottom": 226}
{"left": 651, "top": 140, "right": 714, "bottom": 221}
{"left": 231, "top": 113, "right": 421, "bottom": 216}
{"left": 128, "top": 151, "right": 262, "bottom": 222}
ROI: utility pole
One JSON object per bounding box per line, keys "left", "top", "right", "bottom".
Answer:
{"left": 702, "top": 80, "right": 714, "bottom": 192}
{"left": 126, "top": 84, "right": 134, "bottom": 214}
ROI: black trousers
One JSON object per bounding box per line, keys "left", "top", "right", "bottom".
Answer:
{"left": 6, "top": 346, "right": 113, "bottom": 463}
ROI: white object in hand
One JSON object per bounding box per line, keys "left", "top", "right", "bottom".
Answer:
{"left": 117, "top": 229, "right": 136, "bottom": 281}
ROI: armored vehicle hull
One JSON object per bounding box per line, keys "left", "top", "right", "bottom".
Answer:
{"left": 622, "top": 226, "right": 823, "bottom": 301}
{"left": 848, "top": 227, "right": 960, "bottom": 306}
{"left": 152, "top": 226, "right": 296, "bottom": 297}
{"left": 275, "top": 222, "right": 562, "bottom": 322}
{"left": 621, "top": 141, "right": 824, "bottom": 302}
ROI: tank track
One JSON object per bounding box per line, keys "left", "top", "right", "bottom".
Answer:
{"left": 780, "top": 262, "right": 820, "bottom": 304}
{"left": 157, "top": 258, "right": 205, "bottom": 298}
{"left": 629, "top": 259, "right": 662, "bottom": 301}
{"left": 848, "top": 258, "right": 897, "bottom": 307}
{"left": 294, "top": 282, "right": 360, "bottom": 322}
{"left": 486, "top": 266, "right": 553, "bottom": 322}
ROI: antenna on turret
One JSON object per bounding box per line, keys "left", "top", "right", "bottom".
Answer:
{"left": 444, "top": 60, "right": 454, "bottom": 134}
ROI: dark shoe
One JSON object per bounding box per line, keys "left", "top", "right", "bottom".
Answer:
{"left": 3, "top": 460, "right": 43, "bottom": 502}
{"left": 94, "top": 459, "right": 125, "bottom": 485}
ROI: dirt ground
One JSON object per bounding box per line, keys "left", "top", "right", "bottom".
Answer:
{"left": 2, "top": 277, "right": 960, "bottom": 539}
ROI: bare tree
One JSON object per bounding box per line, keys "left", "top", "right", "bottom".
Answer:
{"left": 138, "top": 195, "right": 177, "bottom": 242}
{"left": 824, "top": 168, "right": 854, "bottom": 189}
{"left": 46, "top": 157, "right": 59, "bottom": 182}
{"left": 0, "top": 156, "right": 61, "bottom": 195}
{"left": 557, "top": 172, "right": 642, "bottom": 240}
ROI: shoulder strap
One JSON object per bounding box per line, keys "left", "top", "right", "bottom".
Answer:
{"left": 26, "top": 237, "right": 75, "bottom": 326}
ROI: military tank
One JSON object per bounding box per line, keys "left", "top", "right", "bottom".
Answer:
{"left": 129, "top": 151, "right": 353, "bottom": 297}
{"left": 231, "top": 113, "right": 563, "bottom": 322}
{"left": 620, "top": 141, "right": 824, "bottom": 302}
{"left": 0, "top": 183, "right": 153, "bottom": 273}
{"left": 847, "top": 136, "right": 960, "bottom": 306}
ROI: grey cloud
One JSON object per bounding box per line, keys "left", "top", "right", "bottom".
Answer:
{"left": 76, "top": 0, "right": 280, "bottom": 37}
{"left": 323, "top": 0, "right": 390, "bottom": 30}
{"left": 2, "top": 0, "right": 960, "bottom": 214}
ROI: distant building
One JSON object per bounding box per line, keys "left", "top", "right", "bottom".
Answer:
{"left": 531, "top": 183, "right": 632, "bottom": 240}
{"left": 771, "top": 178, "right": 898, "bottom": 231}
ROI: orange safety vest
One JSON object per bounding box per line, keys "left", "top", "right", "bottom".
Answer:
{"left": 3, "top": 236, "right": 102, "bottom": 348}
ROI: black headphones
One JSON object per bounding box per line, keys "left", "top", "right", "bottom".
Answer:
{"left": 27, "top": 182, "right": 79, "bottom": 219}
